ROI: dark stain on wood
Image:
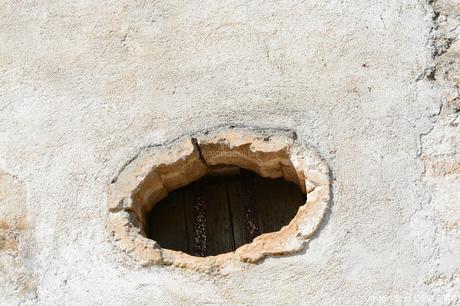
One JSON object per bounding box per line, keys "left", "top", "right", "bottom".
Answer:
{"left": 146, "top": 169, "right": 306, "bottom": 256}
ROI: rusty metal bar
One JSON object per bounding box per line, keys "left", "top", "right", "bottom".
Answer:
{"left": 192, "top": 182, "right": 207, "bottom": 257}
{"left": 241, "top": 170, "right": 260, "bottom": 242}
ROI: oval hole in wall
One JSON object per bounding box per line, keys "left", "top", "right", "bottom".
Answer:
{"left": 107, "top": 128, "right": 331, "bottom": 270}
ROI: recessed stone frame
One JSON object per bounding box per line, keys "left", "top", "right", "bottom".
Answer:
{"left": 107, "top": 127, "right": 331, "bottom": 271}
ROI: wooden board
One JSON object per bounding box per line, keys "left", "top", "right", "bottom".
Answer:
{"left": 226, "top": 179, "right": 249, "bottom": 249}
{"left": 253, "top": 175, "right": 305, "bottom": 233}
{"left": 146, "top": 190, "right": 189, "bottom": 252}
{"left": 182, "top": 187, "right": 196, "bottom": 255}
{"left": 205, "top": 181, "right": 235, "bottom": 256}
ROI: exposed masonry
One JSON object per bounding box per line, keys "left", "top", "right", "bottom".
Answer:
{"left": 418, "top": 1, "right": 459, "bottom": 172}
{"left": 107, "top": 127, "right": 331, "bottom": 271}
{"left": 426, "top": 0, "right": 460, "bottom": 114}
{"left": 420, "top": 2, "right": 459, "bottom": 196}
{"left": 419, "top": 1, "right": 460, "bottom": 302}
{"left": 0, "top": 171, "right": 34, "bottom": 299}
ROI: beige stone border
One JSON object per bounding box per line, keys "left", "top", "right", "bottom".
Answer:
{"left": 107, "top": 127, "right": 330, "bottom": 271}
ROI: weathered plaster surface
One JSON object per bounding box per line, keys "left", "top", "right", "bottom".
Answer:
{"left": 0, "top": 0, "right": 458, "bottom": 304}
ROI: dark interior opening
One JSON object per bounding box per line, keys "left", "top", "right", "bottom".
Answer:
{"left": 145, "top": 167, "right": 306, "bottom": 257}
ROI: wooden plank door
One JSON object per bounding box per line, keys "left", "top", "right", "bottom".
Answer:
{"left": 146, "top": 170, "right": 306, "bottom": 256}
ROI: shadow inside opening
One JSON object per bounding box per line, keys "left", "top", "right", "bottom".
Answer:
{"left": 145, "top": 168, "right": 306, "bottom": 257}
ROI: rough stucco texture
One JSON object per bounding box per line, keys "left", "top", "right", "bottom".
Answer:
{"left": 0, "top": 0, "right": 458, "bottom": 305}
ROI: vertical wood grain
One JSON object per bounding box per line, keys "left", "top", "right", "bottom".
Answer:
{"left": 146, "top": 170, "right": 306, "bottom": 256}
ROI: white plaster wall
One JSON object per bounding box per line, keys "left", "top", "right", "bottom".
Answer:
{"left": 0, "top": 0, "right": 458, "bottom": 304}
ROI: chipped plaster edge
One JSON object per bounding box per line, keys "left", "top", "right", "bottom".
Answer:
{"left": 106, "top": 127, "right": 331, "bottom": 272}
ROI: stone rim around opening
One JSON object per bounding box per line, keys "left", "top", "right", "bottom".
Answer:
{"left": 107, "top": 127, "right": 331, "bottom": 272}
